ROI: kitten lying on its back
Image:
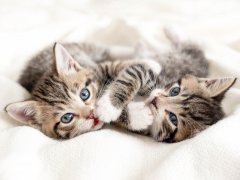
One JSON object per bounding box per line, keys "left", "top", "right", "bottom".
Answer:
{"left": 95, "top": 29, "right": 236, "bottom": 142}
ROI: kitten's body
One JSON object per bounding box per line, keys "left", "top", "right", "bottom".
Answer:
{"left": 6, "top": 29, "right": 236, "bottom": 142}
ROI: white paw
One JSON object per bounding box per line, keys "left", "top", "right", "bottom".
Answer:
{"left": 128, "top": 102, "right": 154, "bottom": 131}
{"left": 142, "top": 59, "right": 162, "bottom": 75}
{"left": 95, "top": 91, "right": 122, "bottom": 123}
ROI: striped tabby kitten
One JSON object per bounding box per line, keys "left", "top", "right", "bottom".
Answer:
{"left": 5, "top": 42, "right": 159, "bottom": 139}
{"left": 95, "top": 29, "right": 237, "bottom": 142}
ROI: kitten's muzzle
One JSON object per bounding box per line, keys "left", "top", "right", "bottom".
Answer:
{"left": 150, "top": 97, "right": 159, "bottom": 110}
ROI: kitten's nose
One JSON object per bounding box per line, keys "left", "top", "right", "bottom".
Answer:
{"left": 87, "top": 109, "right": 94, "bottom": 119}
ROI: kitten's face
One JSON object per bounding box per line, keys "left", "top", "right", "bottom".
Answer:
{"left": 33, "top": 69, "right": 103, "bottom": 139}
{"left": 6, "top": 43, "right": 104, "bottom": 139}
{"left": 147, "top": 75, "right": 236, "bottom": 142}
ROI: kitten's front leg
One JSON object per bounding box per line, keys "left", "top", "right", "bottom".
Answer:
{"left": 95, "top": 61, "right": 160, "bottom": 123}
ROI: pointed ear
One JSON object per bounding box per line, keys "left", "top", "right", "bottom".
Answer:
{"left": 199, "top": 77, "right": 237, "bottom": 101}
{"left": 5, "top": 100, "right": 41, "bottom": 129}
{"left": 53, "top": 43, "right": 82, "bottom": 76}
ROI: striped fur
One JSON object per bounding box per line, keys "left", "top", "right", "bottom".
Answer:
{"left": 147, "top": 75, "right": 236, "bottom": 142}
{"left": 6, "top": 29, "right": 235, "bottom": 142}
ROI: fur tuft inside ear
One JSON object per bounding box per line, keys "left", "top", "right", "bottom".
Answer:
{"left": 199, "top": 77, "right": 237, "bottom": 101}
{"left": 53, "top": 42, "right": 82, "bottom": 76}
{"left": 5, "top": 100, "right": 41, "bottom": 129}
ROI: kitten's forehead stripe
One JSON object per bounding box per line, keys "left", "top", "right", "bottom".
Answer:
{"left": 33, "top": 75, "right": 72, "bottom": 106}
{"left": 85, "top": 79, "right": 92, "bottom": 87}
{"left": 177, "top": 79, "right": 182, "bottom": 86}
{"left": 33, "top": 94, "right": 67, "bottom": 106}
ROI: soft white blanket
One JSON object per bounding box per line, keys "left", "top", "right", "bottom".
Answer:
{"left": 1, "top": 0, "right": 240, "bottom": 180}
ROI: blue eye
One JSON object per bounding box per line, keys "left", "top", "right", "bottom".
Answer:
{"left": 170, "top": 87, "right": 180, "bottom": 96}
{"left": 61, "top": 113, "right": 74, "bottom": 123}
{"left": 169, "top": 112, "right": 178, "bottom": 126}
{"left": 80, "top": 88, "right": 90, "bottom": 101}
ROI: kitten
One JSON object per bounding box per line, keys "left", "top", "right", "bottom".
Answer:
{"left": 95, "top": 29, "right": 237, "bottom": 142}
{"left": 5, "top": 42, "right": 159, "bottom": 139}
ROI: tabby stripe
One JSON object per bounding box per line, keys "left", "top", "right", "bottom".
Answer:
{"left": 118, "top": 108, "right": 129, "bottom": 124}
{"left": 126, "top": 69, "right": 137, "bottom": 79}
{"left": 85, "top": 79, "right": 92, "bottom": 87}
{"left": 34, "top": 94, "right": 67, "bottom": 105}
{"left": 131, "top": 66, "right": 143, "bottom": 87}
{"left": 61, "top": 81, "right": 71, "bottom": 99}
{"left": 104, "top": 65, "right": 111, "bottom": 78}
{"left": 51, "top": 75, "right": 63, "bottom": 85}
{"left": 148, "top": 69, "right": 155, "bottom": 81}
{"left": 62, "top": 85, "right": 71, "bottom": 99}
{"left": 116, "top": 79, "right": 133, "bottom": 87}
{"left": 114, "top": 92, "right": 127, "bottom": 103}
{"left": 136, "top": 64, "right": 146, "bottom": 75}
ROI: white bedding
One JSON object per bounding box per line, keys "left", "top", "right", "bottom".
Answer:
{"left": 1, "top": 0, "right": 240, "bottom": 180}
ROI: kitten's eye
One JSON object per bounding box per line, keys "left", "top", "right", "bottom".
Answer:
{"left": 170, "top": 87, "right": 180, "bottom": 96}
{"left": 61, "top": 113, "right": 74, "bottom": 123}
{"left": 169, "top": 112, "right": 178, "bottom": 126}
{"left": 80, "top": 88, "right": 90, "bottom": 101}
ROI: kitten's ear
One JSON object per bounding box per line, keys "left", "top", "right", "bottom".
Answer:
{"left": 199, "top": 77, "right": 237, "bottom": 101}
{"left": 53, "top": 43, "right": 82, "bottom": 76}
{"left": 5, "top": 100, "right": 41, "bottom": 129}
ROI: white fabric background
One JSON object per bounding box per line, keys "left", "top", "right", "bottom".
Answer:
{"left": 0, "top": 0, "right": 240, "bottom": 180}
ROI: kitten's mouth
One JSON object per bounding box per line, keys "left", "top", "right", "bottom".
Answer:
{"left": 93, "top": 117, "right": 100, "bottom": 127}
{"left": 147, "top": 97, "right": 159, "bottom": 116}
{"left": 149, "top": 97, "right": 159, "bottom": 110}
{"left": 88, "top": 114, "right": 101, "bottom": 128}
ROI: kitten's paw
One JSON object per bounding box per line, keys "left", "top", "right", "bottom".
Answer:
{"left": 128, "top": 102, "right": 154, "bottom": 131}
{"left": 141, "top": 59, "right": 162, "bottom": 75}
{"left": 95, "top": 91, "right": 122, "bottom": 123}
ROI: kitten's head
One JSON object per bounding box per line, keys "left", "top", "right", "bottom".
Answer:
{"left": 148, "top": 74, "right": 236, "bottom": 142}
{"left": 6, "top": 43, "right": 104, "bottom": 139}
